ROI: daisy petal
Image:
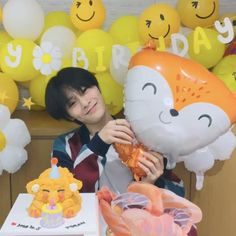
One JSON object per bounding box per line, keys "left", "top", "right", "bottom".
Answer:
{"left": 41, "top": 41, "right": 53, "bottom": 53}
{"left": 0, "top": 146, "right": 27, "bottom": 173}
{"left": 33, "top": 58, "right": 43, "bottom": 70}
{"left": 33, "top": 46, "right": 43, "bottom": 57}
{"left": 51, "top": 59, "right": 62, "bottom": 71}
{"left": 3, "top": 119, "right": 31, "bottom": 147}
{"left": 0, "top": 105, "right": 10, "bottom": 129}
{"left": 41, "top": 64, "right": 52, "bottom": 75}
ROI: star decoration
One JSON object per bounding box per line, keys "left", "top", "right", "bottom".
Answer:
{"left": 0, "top": 91, "right": 9, "bottom": 103}
{"left": 22, "top": 97, "right": 35, "bottom": 110}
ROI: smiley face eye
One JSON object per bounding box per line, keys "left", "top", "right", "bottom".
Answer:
{"left": 146, "top": 20, "right": 151, "bottom": 28}
{"left": 142, "top": 82, "right": 157, "bottom": 95}
{"left": 89, "top": 0, "right": 93, "bottom": 6}
{"left": 191, "top": 1, "right": 198, "bottom": 8}
{"left": 76, "top": 1, "right": 81, "bottom": 8}
{"left": 160, "top": 14, "right": 165, "bottom": 21}
{"left": 198, "top": 114, "right": 212, "bottom": 127}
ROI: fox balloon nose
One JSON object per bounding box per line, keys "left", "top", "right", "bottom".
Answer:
{"left": 170, "top": 109, "right": 179, "bottom": 117}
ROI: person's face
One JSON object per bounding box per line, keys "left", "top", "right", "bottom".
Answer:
{"left": 64, "top": 86, "right": 106, "bottom": 124}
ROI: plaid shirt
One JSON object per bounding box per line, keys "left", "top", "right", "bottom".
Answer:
{"left": 52, "top": 124, "right": 185, "bottom": 197}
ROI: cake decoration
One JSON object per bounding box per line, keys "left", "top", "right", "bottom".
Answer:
{"left": 26, "top": 157, "right": 83, "bottom": 228}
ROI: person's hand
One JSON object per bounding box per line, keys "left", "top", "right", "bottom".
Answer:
{"left": 98, "top": 119, "right": 134, "bottom": 145}
{"left": 138, "top": 151, "right": 164, "bottom": 184}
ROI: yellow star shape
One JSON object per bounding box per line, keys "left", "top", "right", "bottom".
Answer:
{"left": 0, "top": 91, "right": 9, "bottom": 103}
{"left": 22, "top": 97, "right": 35, "bottom": 110}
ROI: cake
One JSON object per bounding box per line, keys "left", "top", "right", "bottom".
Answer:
{"left": 26, "top": 158, "right": 83, "bottom": 227}
{"left": 40, "top": 203, "right": 64, "bottom": 228}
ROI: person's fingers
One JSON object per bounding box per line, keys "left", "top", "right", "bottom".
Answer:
{"left": 143, "top": 151, "right": 164, "bottom": 169}
{"left": 113, "top": 130, "right": 133, "bottom": 142}
{"left": 150, "top": 151, "right": 164, "bottom": 165}
{"left": 138, "top": 157, "right": 157, "bottom": 174}
{"left": 114, "top": 125, "right": 134, "bottom": 138}
{"left": 138, "top": 161, "right": 152, "bottom": 176}
{"left": 112, "top": 137, "right": 132, "bottom": 145}
{"left": 115, "top": 119, "right": 131, "bottom": 128}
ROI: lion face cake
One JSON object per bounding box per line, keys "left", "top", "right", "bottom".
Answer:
{"left": 26, "top": 158, "right": 83, "bottom": 228}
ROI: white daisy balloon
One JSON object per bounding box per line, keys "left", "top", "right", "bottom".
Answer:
{"left": 33, "top": 41, "right": 62, "bottom": 76}
{"left": 0, "top": 105, "right": 31, "bottom": 174}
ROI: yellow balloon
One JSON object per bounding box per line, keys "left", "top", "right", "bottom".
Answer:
{"left": 0, "top": 30, "right": 12, "bottom": 51}
{"left": 176, "top": 0, "right": 219, "bottom": 29}
{"left": 138, "top": 3, "right": 180, "bottom": 47}
{"left": 187, "top": 28, "right": 225, "bottom": 68}
{"left": 70, "top": 0, "right": 106, "bottom": 31}
{"left": 44, "top": 11, "right": 76, "bottom": 32}
{"left": 75, "top": 29, "right": 114, "bottom": 73}
{"left": 29, "top": 59, "right": 73, "bottom": 108}
{"left": 0, "top": 72, "right": 19, "bottom": 113}
{"left": 212, "top": 55, "right": 236, "bottom": 93}
{"left": 109, "top": 16, "right": 140, "bottom": 45}
{"left": 0, "top": 39, "right": 40, "bottom": 81}
{"left": 96, "top": 72, "right": 123, "bottom": 115}
{"left": 29, "top": 75, "right": 48, "bottom": 107}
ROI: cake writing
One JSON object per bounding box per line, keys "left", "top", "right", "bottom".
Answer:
{"left": 65, "top": 221, "right": 85, "bottom": 229}
{"left": 15, "top": 223, "right": 41, "bottom": 231}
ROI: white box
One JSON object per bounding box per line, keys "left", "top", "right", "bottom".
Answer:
{"left": 0, "top": 193, "right": 100, "bottom": 236}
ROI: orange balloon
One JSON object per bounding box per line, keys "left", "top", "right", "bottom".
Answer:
{"left": 128, "top": 45, "right": 236, "bottom": 124}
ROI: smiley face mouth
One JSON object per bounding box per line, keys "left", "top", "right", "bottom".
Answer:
{"left": 159, "top": 111, "right": 172, "bottom": 124}
{"left": 148, "top": 24, "right": 170, "bottom": 40}
{"left": 196, "top": 2, "right": 216, "bottom": 19}
{"left": 76, "top": 11, "right": 95, "bottom": 22}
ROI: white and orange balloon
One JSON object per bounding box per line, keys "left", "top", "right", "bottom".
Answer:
{"left": 116, "top": 44, "right": 236, "bottom": 190}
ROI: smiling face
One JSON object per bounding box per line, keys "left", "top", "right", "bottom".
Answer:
{"left": 176, "top": 0, "right": 219, "bottom": 29}
{"left": 64, "top": 86, "right": 107, "bottom": 125}
{"left": 124, "top": 49, "right": 236, "bottom": 159}
{"left": 70, "top": 0, "right": 106, "bottom": 31}
{"left": 138, "top": 4, "right": 180, "bottom": 47}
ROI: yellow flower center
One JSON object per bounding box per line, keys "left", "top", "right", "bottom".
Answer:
{"left": 41, "top": 53, "right": 52, "bottom": 64}
{"left": 0, "top": 131, "right": 6, "bottom": 151}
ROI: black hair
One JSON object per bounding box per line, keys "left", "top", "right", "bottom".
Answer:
{"left": 45, "top": 67, "right": 99, "bottom": 122}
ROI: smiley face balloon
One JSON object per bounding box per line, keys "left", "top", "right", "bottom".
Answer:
{"left": 138, "top": 3, "right": 180, "bottom": 47}
{"left": 176, "top": 0, "right": 219, "bottom": 29}
{"left": 70, "top": 0, "right": 106, "bottom": 31}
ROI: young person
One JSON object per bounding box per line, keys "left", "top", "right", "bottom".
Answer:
{"left": 45, "top": 67, "right": 184, "bottom": 196}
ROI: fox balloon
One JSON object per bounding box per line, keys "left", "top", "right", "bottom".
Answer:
{"left": 115, "top": 44, "right": 236, "bottom": 190}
